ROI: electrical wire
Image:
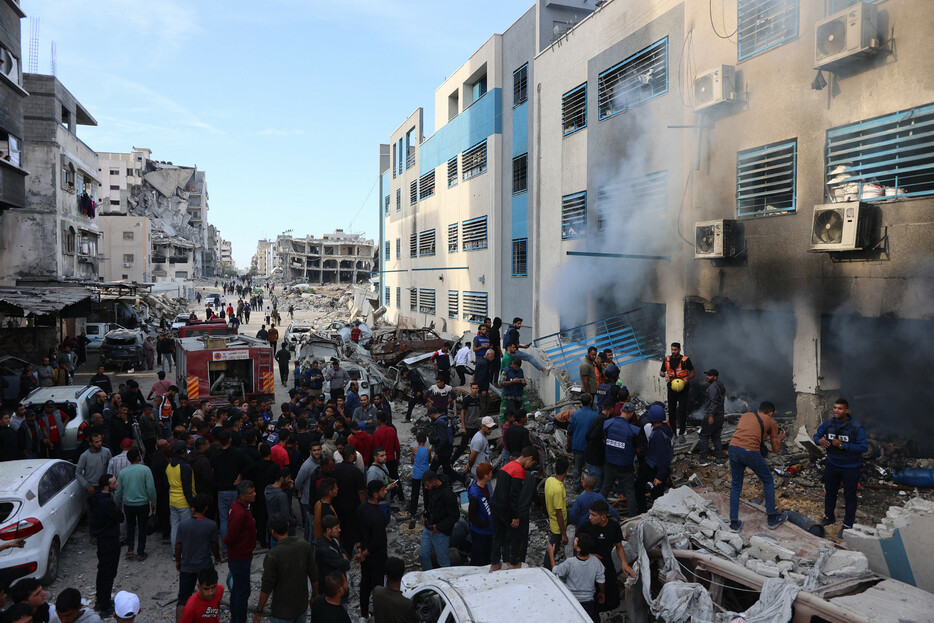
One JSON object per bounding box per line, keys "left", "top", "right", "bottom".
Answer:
{"left": 709, "top": 0, "right": 738, "bottom": 39}
{"left": 348, "top": 176, "right": 378, "bottom": 233}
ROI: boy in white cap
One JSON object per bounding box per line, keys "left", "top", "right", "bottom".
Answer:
{"left": 113, "top": 591, "right": 140, "bottom": 622}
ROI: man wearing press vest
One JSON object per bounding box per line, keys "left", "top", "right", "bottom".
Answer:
{"left": 813, "top": 398, "right": 868, "bottom": 538}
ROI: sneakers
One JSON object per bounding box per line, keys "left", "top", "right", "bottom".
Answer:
{"left": 696, "top": 459, "right": 710, "bottom": 467}
{"left": 838, "top": 525, "right": 851, "bottom": 539}
{"left": 818, "top": 516, "right": 835, "bottom": 527}
{"left": 767, "top": 511, "right": 789, "bottom": 530}
{"left": 125, "top": 550, "right": 135, "bottom": 560}
{"left": 729, "top": 519, "right": 744, "bottom": 531}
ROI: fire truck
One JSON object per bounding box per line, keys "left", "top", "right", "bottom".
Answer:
{"left": 176, "top": 334, "right": 275, "bottom": 405}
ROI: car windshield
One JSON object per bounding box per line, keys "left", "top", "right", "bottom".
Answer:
{"left": 106, "top": 336, "right": 136, "bottom": 346}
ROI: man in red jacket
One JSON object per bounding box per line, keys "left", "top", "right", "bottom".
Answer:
{"left": 372, "top": 412, "right": 404, "bottom": 503}
{"left": 348, "top": 424, "right": 374, "bottom": 467}
{"left": 223, "top": 481, "right": 256, "bottom": 623}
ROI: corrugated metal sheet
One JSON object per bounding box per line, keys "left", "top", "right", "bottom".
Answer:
{"left": 0, "top": 286, "right": 93, "bottom": 315}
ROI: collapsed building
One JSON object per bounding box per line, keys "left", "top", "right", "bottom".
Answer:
{"left": 273, "top": 230, "right": 375, "bottom": 285}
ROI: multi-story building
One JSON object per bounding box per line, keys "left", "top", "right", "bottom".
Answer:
{"left": 381, "top": 0, "right": 934, "bottom": 434}
{"left": 252, "top": 238, "right": 275, "bottom": 277}
{"left": 0, "top": 73, "right": 101, "bottom": 282}
{"left": 219, "top": 239, "right": 233, "bottom": 272}
{"left": 379, "top": 7, "right": 537, "bottom": 335}
{"left": 276, "top": 230, "right": 374, "bottom": 285}
{"left": 98, "top": 215, "right": 152, "bottom": 282}
{"left": 0, "top": 0, "right": 28, "bottom": 282}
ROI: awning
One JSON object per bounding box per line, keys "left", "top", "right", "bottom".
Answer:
{"left": 0, "top": 286, "right": 94, "bottom": 317}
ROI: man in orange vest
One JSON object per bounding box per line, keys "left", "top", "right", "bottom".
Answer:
{"left": 659, "top": 342, "right": 695, "bottom": 440}
{"left": 159, "top": 385, "right": 179, "bottom": 439}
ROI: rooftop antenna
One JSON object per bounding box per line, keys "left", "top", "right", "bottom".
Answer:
{"left": 50, "top": 41, "right": 56, "bottom": 76}
{"left": 28, "top": 17, "right": 38, "bottom": 73}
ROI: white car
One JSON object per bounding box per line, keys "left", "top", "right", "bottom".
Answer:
{"left": 402, "top": 566, "right": 592, "bottom": 622}
{"left": 283, "top": 322, "right": 317, "bottom": 351}
{"left": 205, "top": 293, "right": 224, "bottom": 309}
{"left": 18, "top": 386, "right": 102, "bottom": 460}
{"left": 0, "top": 460, "right": 86, "bottom": 586}
{"left": 85, "top": 323, "right": 125, "bottom": 351}
{"left": 172, "top": 313, "right": 192, "bottom": 331}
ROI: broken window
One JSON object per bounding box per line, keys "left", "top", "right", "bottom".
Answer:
{"left": 396, "top": 287, "right": 401, "bottom": 308}
{"left": 410, "top": 180, "right": 418, "bottom": 205}
{"left": 737, "top": 139, "right": 797, "bottom": 217}
{"left": 562, "top": 84, "right": 587, "bottom": 136}
{"left": 448, "top": 156, "right": 458, "bottom": 187}
{"left": 462, "top": 140, "right": 487, "bottom": 180}
{"left": 826, "top": 102, "right": 934, "bottom": 201}
{"left": 64, "top": 228, "right": 76, "bottom": 254}
{"left": 418, "top": 229, "right": 436, "bottom": 256}
{"left": 0, "top": 44, "right": 20, "bottom": 86}
{"left": 447, "top": 223, "right": 458, "bottom": 253}
{"left": 512, "top": 238, "right": 528, "bottom": 276}
{"left": 123, "top": 231, "right": 134, "bottom": 240}
{"left": 448, "top": 290, "right": 458, "bottom": 318}
{"left": 395, "top": 238, "right": 401, "bottom": 259}
{"left": 462, "top": 291, "right": 488, "bottom": 323}
{"left": 418, "top": 289, "right": 436, "bottom": 315}
{"left": 738, "top": 0, "right": 799, "bottom": 61}
{"left": 514, "top": 63, "right": 529, "bottom": 106}
{"left": 513, "top": 154, "right": 528, "bottom": 194}
{"left": 562, "top": 192, "right": 587, "bottom": 238}
{"left": 598, "top": 37, "right": 668, "bottom": 120}
{"left": 409, "top": 288, "right": 417, "bottom": 311}
{"left": 462, "top": 216, "right": 488, "bottom": 251}
{"left": 597, "top": 170, "right": 668, "bottom": 233}
{"left": 419, "top": 171, "right": 435, "bottom": 199}
{"left": 396, "top": 188, "right": 401, "bottom": 212}
{"left": 0, "top": 130, "right": 21, "bottom": 166}
{"left": 384, "top": 241, "right": 390, "bottom": 261}
{"left": 410, "top": 233, "right": 417, "bottom": 258}
{"left": 61, "top": 162, "right": 75, "bottom": 191}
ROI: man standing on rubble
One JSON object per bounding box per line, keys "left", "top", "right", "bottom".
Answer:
{"left": 401, "top": 367, "right": 426, "bottom": 423}
{"left": 599, "top": 402, "right": 642, "bottom": 518}
{"left": 429, "top": 342, "right": 453, "bottom": 385}
{"left": 503, "top": 317, "right": 547, "bottom": 372}
{"left": 577, "top": 499, "right": 636, "bottom": 614}
{"left": 454, "top": 342, "right": 473, "bottom": 386}
{"left": 326, "top": 361, "right": 350, "bottom": 402}
{"left": 490, "top": 447, "right": 538, "bottom": 571}
{"left": 814, "top": 398, "right": 868, "bottom": 538}
{"left": 567, "top": 393, "right": 598, "bottom": 487}
{"left": 696, "top": 369, "right": 726, "bottom": 467}
{"left": 659, "top": 342, "right": 694, "bottom": 440}
{"left": 579, "top": 347, "right": 599, "bottom": 396}
{"left": 728, "top": 401, "right": 789, "bottom": 531}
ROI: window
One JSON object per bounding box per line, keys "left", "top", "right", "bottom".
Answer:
{"left": 64, "top": 228, "right": 76, "bottom": 254}
{"left": 447, "top": 223, "right": 458, "bottom": 253}
{"left": 448, "top": 291, "right": 459, "bottom": 318}
{"left": 410, "top": 180, "right": 418, "bottom": 205}
{"left": 384, "top": 286, "right": 390, "bottom": 304}
{"left": 396, "top": 189, "right": 401, "bottom": 211}
{"left": 109, "top": 169, "right": 119, "bottom": 175}
{"left": 462, "top": 216, "right": 488, "bottom": 251}
{"left": 737, "top": 139, "right": 797, "bottom": 217}
{"left": 123, "top": 253, "right": 134, "bottom": 263}
{"left": 0, "top": 131, "right": 21, "bottom": 167}
{"left": 123, "top": 231, "right": 134, "bottom": 240}
{"left": 406, "top": 129, "right": 416, "bottom": 170}
{"left": 0, "top": 45, "right": 21, "bottom": 87}
{"left": 410, "top": 233, "right": 417, "bottom": 258}
{"left": 826, "top": 102, "right": 934, "bottom": 201}
{"left": 830, "top": 0, "right": 863, "bottom": 11}
{"left": 512, "top": 238, "right": 528, "bottom": 276}
{"left": 598, "top": 38, "right": 668, "bottom": 120}
{"left": 597, "top": 170, "right": 668, "bottom": 233}
{"left": 419, "top": 171, "right": 435, "bottom": 199}
{"left": 384, "top": 241, "right": 390, "bottom": 261}
{"left": 175, "top": 271, "right": 188, "bottom": 279}
{"left": 562, "top": 84, "right": 587, "bottom": 135}
{"left": 514, "top": 64, "right": 529, "bottom": 106}
{"left": 418, "top": 229, "right": 436, "bottom": 256}
{"left": 110, "top": 184, "right": 120, "bottom": 190}
{"left": 447, "top": 156, "right": 458, "bottom": 188}
{"left": 462, "top": 140, "right": 487, "bottom": 180}
{"left": 513, "top": 154, "right": 528, "bottom": 194}
{"left": 396, "top": 287, "right": 401, "bottom": 307}
{"left": 395, "top": 238, "right": 401, "bottom": 259}
{"left": 392, "top": 143, "right": 397, "bottom": 179}
{"left": 738, "top": 0, "right": 799, "bottom": 61}
{"left": 561, "top": 192, "right": 588, "bottom": 238}
{"left": 62, "top": 164, "right": 75, "bottom": 190}
{"left": 110, "top": 200, "right": 120, "bottom": 206}
{"left": 410, "top": 288, "right": 418, "bottom": 311}
{"left": 462, "top": 291, "right": 489, "bottom": 323}
{"left": 384, "top": 195, "right": 390, "bottom": 216}
{"left": 418, "top": 289, "right": 436, "bottom": 315}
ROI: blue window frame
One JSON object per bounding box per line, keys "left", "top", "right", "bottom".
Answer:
{"left": 826, "top": 102, "right": 934, "bottom": 202}
{"left": 830, "top": 0, "right": 863, "bottom": 13}
{"left": 419, "top": 171, "right": 435, "bottom": 199}
{"left": 395, "top": 238, "right": 400, "bottom": 259}
{"left": 561, "top": 192, "right": 587, "bottom": 238}
{"left": 598, "top": 38, "right": 668, "bottom": 120}
{"left": 448, "top": 290, "right": 458, "bottom": 319}
{"left": 738, "top": 0, "right": 799, "bottom": 61}
{"left": 462, "top": 216, "right": 488, "bottom": 251}
{"left": 463, "top": 140, "right": 487, "bottom": 180}
{"left": 384, "top": 195, "right": 390, "bottom": 216}
{"left": 462, "top": 291, "right": 488, "bottom": 323}
{"left": 562, "top": 84, "right": 587, "bottom": 136}
{"left": 737, "top": 139, "right": 797, "bottom": 218}
{"left": 384, "top": 241, "right": 390, "bottom": 261}
{"left": 418, "top": 229, "right": 436, "bottom": 256}
{"left": 384, "top": 286, "right": 390, "bottom": 305}
{"left": 512, "top": 238, "right": 528, "bottom": 276}
{"left": 395, "top": 189, "right": 401, "bottom": 212}
{"left": 418, "top": 289, "right": 436, "bottom": 315}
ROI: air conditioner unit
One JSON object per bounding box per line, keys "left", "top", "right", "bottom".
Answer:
{"left": 123, "top": 263, "right": 131, "bottom": 267}
{"left": 815, "top": 2, "right": 879, "bottom": 70}
{"left": 694, "top": 219, "right": 736, "bottom": 259}
{"left": 693, "top": 65, "right": 735, "bottom": 111}
{"left": 809, "top": 203, "right": 871, "bottom": 252}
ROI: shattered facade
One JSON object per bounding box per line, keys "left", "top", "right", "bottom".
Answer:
{"left": 0, "top": 73, "right": 101, "bottom": 284}
{"left": 275, "top": 230, "right": 374, "bottom": 285}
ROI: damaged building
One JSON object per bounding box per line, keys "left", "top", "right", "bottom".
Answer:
{"left": 380, "top": 0, "right": 934, "bottom": 433}
{"left": 0, "top": 0, "right": 27, "bottom": 284}
{"left": 274, "top": 230, "right": 375, "bottom": 285}
{"left": 0, "top": 72, "right": 102, "bottom": 283}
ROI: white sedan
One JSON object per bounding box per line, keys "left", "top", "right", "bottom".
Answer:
{"left": 0, "top": 460, "right": 86, "bottom": 586}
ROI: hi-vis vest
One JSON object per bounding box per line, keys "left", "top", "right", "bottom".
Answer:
{"left": 159, "top": 396, "right": 173, "bottom": 422}
{"left": 664, "top": 355, "right": 690, "bottom": 379}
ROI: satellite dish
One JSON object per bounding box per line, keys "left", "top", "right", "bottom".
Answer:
{"left": 817, "top": 19, "right": 847, "bottom": 58}
{"left": 814, "top": 209, "right": 844, "bottom": 244}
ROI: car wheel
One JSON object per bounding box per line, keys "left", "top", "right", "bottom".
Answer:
{"left": 41, "top": 537, "right": 60, "bottom": 584}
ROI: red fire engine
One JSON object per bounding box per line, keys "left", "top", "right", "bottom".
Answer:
{"left": 176, "top": 334, "right": 275, "bottom": 404}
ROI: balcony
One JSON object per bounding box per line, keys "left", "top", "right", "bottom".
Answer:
{"left": 152, "top": 256, "right": 167, "bottom": 264}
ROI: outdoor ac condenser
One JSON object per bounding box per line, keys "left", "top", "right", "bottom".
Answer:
{"left": 815, "top": 2, "right": 880, "bottom": 70}
{"left": 693, "top": 65, "right": 735, "bottom": 112}
{"left": 694, "top": 219, "right": 736, "bottom": 259}
{"left": 809, "top": 203, "right": 871, "bottom": 252}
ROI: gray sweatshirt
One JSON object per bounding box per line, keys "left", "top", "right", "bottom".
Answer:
{"left": 264, "top": 484, "right": 295, "bottom": 535}
{"left": 76, "top": 446, "right": 113, "bottom": 490}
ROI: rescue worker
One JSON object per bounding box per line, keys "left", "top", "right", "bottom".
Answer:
{"left": 659, "top": 342, "right": 694, "bottom": 439}
{"left": 696, "top": 369, "right": 725, "bottom": 466}
{"left": 599, "top": 402, "right": 642, "bottom": 518}
{"left": 814, "top": 398, "right": 868, "bottom": 538}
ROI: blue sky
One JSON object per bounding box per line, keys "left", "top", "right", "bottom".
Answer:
{"left": 21, "top": 0, "right": 531, "bottom": 269}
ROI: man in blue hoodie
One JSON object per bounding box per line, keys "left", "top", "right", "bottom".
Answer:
{"left": 813, "top": 398, "right": 868, "bottom": 537}
{"left": 566, "top": 393, "right": 598, "bottom": 487}
{"left": 599, "top": 402, "right": 642, "bottom": 518}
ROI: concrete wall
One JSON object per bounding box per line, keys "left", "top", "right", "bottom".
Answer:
{"left": 99, "top": 215, "right": 152, "bottom": 282}
{"left": 0, "top": 0, "right": 26, "bottom": 213}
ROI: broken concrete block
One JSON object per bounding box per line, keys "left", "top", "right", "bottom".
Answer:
{"left": 748, "top": 535, "right": 795, "bottom": 562}
{"left": 785, "top": 571, "right": 808, "bottom": 584}
{"left": 715, "top": 530, "right": 745, "bottom": 552}
{"left": 776, "top": 560, "right": 795, "bottom": 575}
{"left": 756, "top": 562, "right": 781, "bottom": 578}
{"left": 649, "top": 486, "right": 708, "bottom": 519}
{"left": 822, "top": 549, "right": 869, "bottom": 577}
{"left": 714, "top": 541, "right": 736, "bottom": 557}
{"left": 745, "top": 559, "right": 758, "bottom": 571}
{"left": 737, "top": 551, "right": 750, "bottom": 566}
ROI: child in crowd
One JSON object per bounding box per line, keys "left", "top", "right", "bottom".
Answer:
{"left": 547, "top": 533, "right": 605, "bottom": 623}
{"left": 179, "top": 567, "right": 223, "bottom": 623}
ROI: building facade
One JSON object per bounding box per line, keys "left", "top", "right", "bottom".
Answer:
{"left": 98, "top": 215, "right": 152, "bottom": 282}
{"left": 0, "top": 0, "right": 28, "bottom": 256}
{"left": 276, "top": 230, "right": 374, "bottom": 285}
{"left": 252, "top": 238, "right": 275, "bottom": 277}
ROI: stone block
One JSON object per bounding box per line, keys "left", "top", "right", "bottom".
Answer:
{"left": 748, "top": 535, "right": 795, "bottom": 562}
{"left": 822, "top": 549, "right": 869, "bottom": 577}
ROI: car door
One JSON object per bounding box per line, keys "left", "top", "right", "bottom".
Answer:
{"left": 37, "top": 464, "right": 72, "bottom": 538}
{"left": 55, "top": 462, "right": 83, "bottom": 535}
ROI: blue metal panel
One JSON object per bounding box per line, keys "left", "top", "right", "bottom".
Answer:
{"left": 419, "top": 89, "right": 503, "bottom": 176}
{"left": 880, "top": 529, "right": 917, "bottom": 587}
{"left": 511, "top": 192, "right": 528, "bottom": 239}
{"left": 512, "top": 102, "right": 528, "bottom": 158}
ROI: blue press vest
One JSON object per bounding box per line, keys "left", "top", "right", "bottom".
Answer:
{"left": 603, "top": 417, "right": 639, "bottom": 467}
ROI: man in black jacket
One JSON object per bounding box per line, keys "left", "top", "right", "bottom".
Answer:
{"left": 90, "top": 473, "right": 123, "bottom": 616}
{"left": 356, "top": 480, "right": 388, "bottom": 620}
{"left": 315, "top": 515, "right": 350, "bottom": 579}
{"left": 212, "top": 430, "right": 252, "bottom": 554}
{"left": 418, "top": 471, "right": 459, "bottom": 570}
{"left": 490, "top": 447, "right": 538, "bottom": 571}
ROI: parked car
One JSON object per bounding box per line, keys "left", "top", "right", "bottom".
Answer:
{"left": 0, "top": 459, "right": 86, "bottom": 586}
{"left": 283, "top": 322, "right": 317, "bottom": 351}
{"left": 17, "top": 386, "right": 102, "bottom": 459}
{"left": 171, "top": 313, "right": 193, "bottom": 331}
{"left": 85, "top": 323, "right": 126, "bottom": 351}
{"left": 99, "top": 328, "right": 146, "bottom": 368}
{"left": 205, "top": 293, "right": 224, "bottom": 308}
{"left": 401, "top": 567, "right": 591, "bottom": 622}
{"left": 0, "top": 356, "right": 35, "bottom": 404}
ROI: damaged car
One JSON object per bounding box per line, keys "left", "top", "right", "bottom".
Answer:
{"left": 369, "top": 327, "right": 448, "bottom": 365}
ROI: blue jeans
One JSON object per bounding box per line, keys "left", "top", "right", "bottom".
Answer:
{"left": 218, "top": 490, "right": 238, "bottom": 553}
{"left": 585, "top": 463, "right": 604, "bottom": 492}
{"left": 419, "top": 527, "right": 451, "bottom": 570}
{"left": 170, "top": 506, "right": 191, "bottom": 546}
{"left": 270, "top": 615, "right": 307, "bottom": 623}
{"left": 228, "top": 556, "right": 252, "bottom": 623}
{"left": 513, "top": 349, "right": 544, "bottom": 371}
{"left": 729, "top": 446, "right": 775, "bottom": 522}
